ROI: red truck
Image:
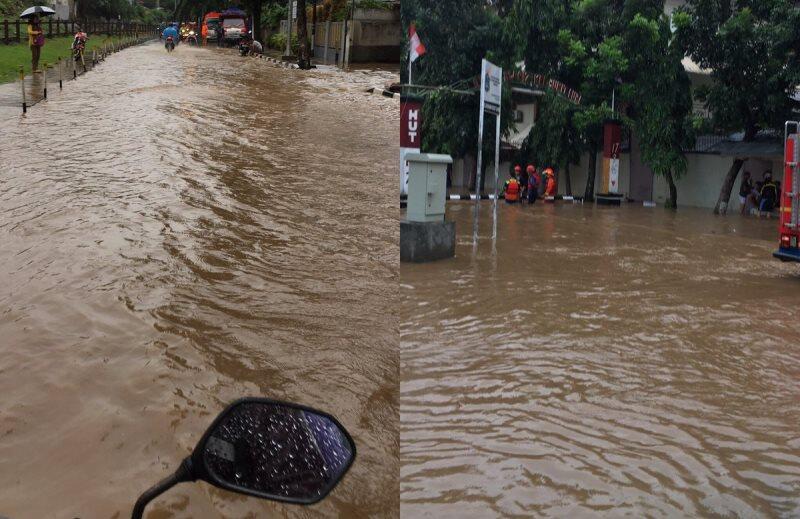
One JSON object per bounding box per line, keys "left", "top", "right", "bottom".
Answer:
{"left": 773, "top": 121, "right": 800, "bottom": 262}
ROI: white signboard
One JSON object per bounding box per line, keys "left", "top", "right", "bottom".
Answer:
{"left": 609, "top": 158, "right": 620, "bottom": 193}
{"left": 480, "top": 59, "right": 502, "bottom": 115}
{"left": 400, "top": 148, "right": 414, "bottom": 195}
{"left": 292, "top": 0, "right": 297, "bottom": 19}
{"left": 474, "top": 58, "right": 502, "bottom": 241}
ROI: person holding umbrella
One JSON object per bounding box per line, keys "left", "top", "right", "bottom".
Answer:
{"left": 20, "top": 6, "right": 55, "bottom": 73}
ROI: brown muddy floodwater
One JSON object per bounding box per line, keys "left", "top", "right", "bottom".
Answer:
{"left": 401, "top": 202, "right": 800, "bottom": 518}
{"left": 0, "top": 42, "right": 398, "bottom": 517}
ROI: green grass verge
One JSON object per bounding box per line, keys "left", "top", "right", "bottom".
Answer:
{"left": 0, "top": 35, "right": 140, "bottom": 84}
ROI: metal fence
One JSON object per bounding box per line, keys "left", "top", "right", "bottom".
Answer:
{"left": 684, "top": 134, "right": 728, "bottom": 154}
{"left": 2, "top": 20, "right": 157, "bottom": 44}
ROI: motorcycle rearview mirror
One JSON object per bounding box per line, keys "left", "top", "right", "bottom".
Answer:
{"left": 132, "top": 398, "right": 356, "bottom": 519}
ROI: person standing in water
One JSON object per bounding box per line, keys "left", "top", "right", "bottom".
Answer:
{"left": 526, "top": 165, "right": 540, "bottom": 204}
{"left": 27, "top": 15, "right": 44, "bottom": 73}
{"left": 504, "top": 171, "right": 521, "bottom": 204}
{"left": 739, "top": 171, "right": 753, "bottom": 215}
{"left": 517, "top": 164, "right": 529, "bottom": 201}
{"left": 543, "top": 168, "right": 557, "bottom": 199}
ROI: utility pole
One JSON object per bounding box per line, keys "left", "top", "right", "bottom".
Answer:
{"left": 311, "top": 0, "right": 316, "bottom": 56}
{"left": 284, "top": 0, "right": 292, "bottom": 58}
{"left": 341, "top": 0, "right": 355, "bottom": 69}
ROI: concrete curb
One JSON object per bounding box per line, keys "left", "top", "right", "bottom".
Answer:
{"left": 366, "top": 86, "right": 399, "bottom": 99}
{"left": 400, "top": 194, "right": 584, "bottom": 202}
{"left": 253, "top": 53, "right": 299, "bottom": 69}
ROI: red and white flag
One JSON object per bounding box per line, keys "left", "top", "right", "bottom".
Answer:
{"left": 409, "top": 23, "right": 426, "bottom": 63}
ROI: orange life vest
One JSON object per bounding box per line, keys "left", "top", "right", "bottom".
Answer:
{"left": 505, "top": 178, "right": 520, "bottom": 201}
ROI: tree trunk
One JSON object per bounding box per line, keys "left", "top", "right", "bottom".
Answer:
{"left": 665, "top": 170, "right": 677, "bottom": 209}
{"left": 712, "top": 158, "right": 744, "bottom": 214}
{"left": 251, "top": 0, "right": 263, "bottom": 45}
{"left": 564, "top": 162, "right": 572, "bottom": 195}
{"left": 583, "top": 144, "right": 597, "bottom": 201}
{"left": 296, "top": 0, "right": 311, "bottom": 69}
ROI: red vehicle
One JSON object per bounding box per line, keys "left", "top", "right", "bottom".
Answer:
{"left": 202, "top": 11, "right": 221, "bottom": 41}
{"left": 773, "top": 121, "right": 800, "bottom": 262}
{"left": 219, "top": 7, "right": 248, "bottom": 44}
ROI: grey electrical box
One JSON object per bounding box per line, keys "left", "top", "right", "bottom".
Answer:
{"left": 406, "top": 153, "right": 452, "bottom": 223}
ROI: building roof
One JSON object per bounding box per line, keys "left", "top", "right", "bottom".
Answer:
{"left": 682, "top": 56, "right": 710, "bottom": 76}
{"left": 706, "top": 136, "right": 783, "bottom": 158}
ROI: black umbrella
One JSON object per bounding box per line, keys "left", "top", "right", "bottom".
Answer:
{"left": 20, "top": 5, "right": 56, "bottom": 19}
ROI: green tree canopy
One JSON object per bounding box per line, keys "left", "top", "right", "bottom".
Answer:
{"left": 673, "top": 0, "right": 800, "bottom": 213}
{"left": 402, "top": 0, "right": 519, "bottom": 191}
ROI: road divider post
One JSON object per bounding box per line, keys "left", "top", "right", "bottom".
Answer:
{"left": 19, "top": 66, "right": 26, "bottom": 114}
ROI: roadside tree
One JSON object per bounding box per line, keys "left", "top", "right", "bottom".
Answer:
{"left": 625, "top": 12, "right": 695, "bottom": 209}
{"left": 673, "top": 0, "right": 800, "bottom": 214}
{"left": 402, "top": 0, "right": 518, "bottom": 192}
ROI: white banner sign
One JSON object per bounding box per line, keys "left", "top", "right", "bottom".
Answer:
{"left": 400, "top": 148, "right": 417, "bottom": 196}
{"left": 609, "top": 158, "right": 620, "bottom": 194}
{"left": 480, "top": 59, "right": 502, "bottom": 116}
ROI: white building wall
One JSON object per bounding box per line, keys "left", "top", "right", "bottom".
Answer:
{"left": 652, "top": 155, "right": 782, "bottom": 210}
{"left": 449, "top": 150, "right": 782, "bottom": 210}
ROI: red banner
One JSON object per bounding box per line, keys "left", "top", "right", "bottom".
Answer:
{"left": 603, "top": 122, "right": 621, "bottom": 159}
{"left": 400, "top": 100, "right": 422, "bottom": 149}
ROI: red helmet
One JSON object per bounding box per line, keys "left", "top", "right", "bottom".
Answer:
{"left": 514, "top": 165, "right": 522, "bottom": 173}
{"left": 526, "top": 165, "right": 535, "bottom": 174}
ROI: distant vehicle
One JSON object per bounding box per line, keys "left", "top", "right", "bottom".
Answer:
{"left": 221, "top": 17, "right": 247, "bottom": 43}
{"left": 238, "top": 37, "right": 250, "bottom": 56}
{"left": 203, "top": 11, "right": 221, "bottom": 41}
{"left": 179, "top": 22, "right": 196, "bottom": 41}
{"left": 774, "top": 121, "right": 800, "bottom": 262}
{"left": 220, "top": 7, "right": 248, "bottom": 45}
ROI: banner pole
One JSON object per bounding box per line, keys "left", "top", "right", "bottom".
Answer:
{"left": 492, "top": 112, "right": 500, "bottom": 242}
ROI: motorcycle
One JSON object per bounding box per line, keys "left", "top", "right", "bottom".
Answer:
{"left": 132, "top": 397, "right": 356, "bottom": 518}
{"left": 238, "top": 38, "right": 251, "bottom": 56}
{"left": 165, "top": 35, "right": 175, "bottom": 52}
{"left": 187, "top": 30, "right": 198, "bottom": 46}
{"left": 72, "top": 32, "right": 87, "bottom": 67}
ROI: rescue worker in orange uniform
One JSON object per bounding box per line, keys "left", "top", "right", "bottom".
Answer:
{"left": 543, "top": 168, "right": 557, "bottom": 200}
{"left": 504, "top": 170, "right": 522, "bottom": 204}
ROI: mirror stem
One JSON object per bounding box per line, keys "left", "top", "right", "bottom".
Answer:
{"left": 132, "top": 456, "right": 195, "bottom": 519}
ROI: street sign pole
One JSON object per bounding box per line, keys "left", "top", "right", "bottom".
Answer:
{"left": 474, "top": 58, "right": 502, "bottom": 244}
{"left": 473, "top": 74, "right": 486, "bottom": 245}
{"left": 492, "top": 110, "right": 500, "bottom": 241}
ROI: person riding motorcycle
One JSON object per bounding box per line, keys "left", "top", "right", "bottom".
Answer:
{"left": 238, "top": 31, "right": 251, "bottom": 55}
{"left": 71, "top": 28, "right": 88, "bottom": 65}
{"left": 162, "top": 23, "right": 179, "bottom": 45}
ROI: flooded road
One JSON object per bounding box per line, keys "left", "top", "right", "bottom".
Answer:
{"left": 0, "top": 42, "right": 398, "bottom": 517}
{"left": 401, "top": 203, "right": 800, "bottom": 518}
